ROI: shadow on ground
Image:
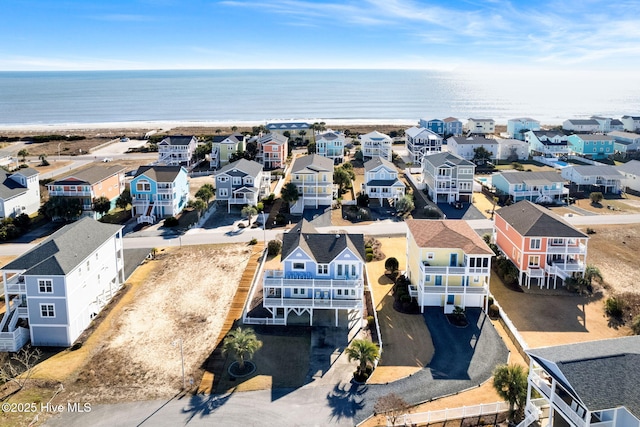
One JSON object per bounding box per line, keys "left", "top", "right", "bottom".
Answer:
{"left": 326, "top": 382, "right": 367, "bottom": 422}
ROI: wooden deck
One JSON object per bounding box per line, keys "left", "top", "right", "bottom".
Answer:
{"left": 198, "top": 242, "right": 265, "bottom": 394}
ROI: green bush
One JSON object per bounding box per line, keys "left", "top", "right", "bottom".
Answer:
{"left": 604, "top": 297, "right": 624, "bottom": 318}
{"left": 267, "top": 239, "right": 282, "bottom": 256}
{"left": 249, "top": 238, "right": 258, "bottom": 245}
{"left": 275, "top": 213, "right": 286, "bottom": 225}
{"left": 365, "top": 247, "right": 374, "bottom": 255}
{"left": 164, "top": 216, "right": 179, "bottom": 227}
{"left": 488, "top": 304, "right": 500, "bottom": 318}
{"left": 631, "top": 315, "right": 640, "bottom": 335}
{"left": 366, "top": 253, "right": 374, "bottom": 262}
{"left": 366, "top": 315, "right": 375, "bottom": 329}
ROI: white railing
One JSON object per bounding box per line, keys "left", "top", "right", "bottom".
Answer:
{"left": 263, "top": 297, "right": 362, "bottom": 309}
{"left": 421, "top": 264, "right": 490, "bottom": 275}
{"left": 546, "top": 244, "right": 587, "bottom": 254}
{"left": 527, "top": 268, "right": 545, "bottom": 277}
{"left": 5, "top": 279, "right": 26, "bottom": 293}
{"left": 551, "top": 262, "right": 584, "bottom": 272}
{"left": 419, "top": 285, "right": 488, "bottom": 294}
{"left": 243, "top": 317, "right": 287, "bottom": 325}
{"left": 390, "top": 402, "right": 510, "bottom": 427}
{"left": 263, "top": 273, "right": 363, "bottom": 289}
{"left": 47, "top": 190, "right": 93, "bottom": 197}
{"left": 552, "top": 394, "right": 587, "bottom": 427}
{"left": 491, "top": 296, "right": 529, "bottom": 356}
{"left": 0, "top": 327, "right": 30, "bottom": 352}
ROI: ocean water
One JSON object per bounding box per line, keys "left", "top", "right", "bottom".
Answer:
{"left": 0, "top": 69, "right": 639, "bottom": 126}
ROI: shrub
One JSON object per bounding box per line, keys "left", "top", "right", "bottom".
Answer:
{"left": 365, "top": 247, "right": 374, "bottom": 255}
{"left": 262, "top": 193, "right": 275, "bottom": 204}
{"left": 249, "top": 238, "right": 258, "bottom": 245}
{"left": 275, "top": 213, "right": 286, "bottom": 225}
{"left": 385, "top": 257, "right": 399, "bottom": 274}
{"left": 488, "top": 304, "right": 500, "bottom": 318}
{"left": 237, "top": 222, "right": 246, "bottom": 229}
{"left": 631, "top": 315, "right": 640, "bottom": 335}
{"left": 366, "top": 253, "right": 374, "bottom": 262}
{"left": 164, "top": 216, "right": 179, "bottom": 227}
{"left": 267, "top": 239, "right": 282, "bottom": 256}
{"left": 604, "top": 297, "right": 624, "bottom": 319}
{"left": 256, "top": 202, "right": 264, "bottom": 213}
{"left": 586, "top": 227, "right": 596, "bottom": 235}
{"left": 366, "top": 316, "right": 375, "bottom": 329}
{"left": 589, "top": 192, "right": 604, "bottom": 205}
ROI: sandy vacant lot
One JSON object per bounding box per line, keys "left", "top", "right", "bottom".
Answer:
{"left": 64, "top": 244, "right": 252, "bottom": 403}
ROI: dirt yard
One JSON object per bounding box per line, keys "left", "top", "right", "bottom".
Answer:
{"left": 51, "top": 244, "right": 254, "bottom": 403}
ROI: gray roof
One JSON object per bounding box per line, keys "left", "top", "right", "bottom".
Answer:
{"left": 51, "top": 165, "right": 124, "bottom": 186}
{"left": 611, "top": 119, "right": 624, "bottom": 125}
{"left": 509, "top": 117, "right": 539, "bottom": 123}
{"left": 258, "top": 133, "right": 288, "bottom": 145}
{"left": 527, "top": 336, "right": 640, "bottom": 418}
{"left": 449, "top": 135, "right": 497, "bottom": 145}
{"left": 468, "top": 118, "right": 494, "bottom": 122}
{"left": 159, "top": 135, "right": 196, "bottom": 146}
{"left": 608, "top": 131, "right": 640, "bottom": 140}
{"left": 532, "top": 130, "right": 570, "bottom": 138}
{"left": 14, "top": 168, "right": 39, "bottom": 178}
{"left": 497, "top": 200, "right": 587, "bottom": 238}
{"left": 496, "top": 170, "right": 563, "bottom": 185}
{"left": 443, "top": 117, "right": 460, "bottom": 122}
{"left": 565, "top": 119, "right": 599, "bottom": 125}
{"left": 217, "top": 159, "right": 263, "bottom": 178}
{"left": 266, "top": 122, "right": 310, "bottom": 130}
{"left": 0, "top": 170, "right": 29, "bottom": 200}
{"left": 316, "top": 131, "right": 342, "bottom": 141}
{"left": 566, "top": 165, "right": 624, "bottom": 180}
{"left": 281, "top": 219, "right": 365, "bottom": 263}
{"left": 617, "top": 160, "right": 640, "bottom": 176}
{"left": 572, "top": 134, "right": 615, "bottom": 141}
{"left": 364, "top": 157, "right": 396, "bottom": 173}
{"left": 423, "top": 152, "right": 474, "bottom": 167}
{"left": 291, "top": 154, "right": 334, "bottom": 173}
{"left": 2, "top": 217, "right": 122, "bottom": 276}
{"left": 622, "top": 115, "right": 640, "bottom": 120}
{"left": 134, "top": 165, "right": 184, "bottom": 182}
{"left": 212, "top": 133, "right": 244, "bottom": 144}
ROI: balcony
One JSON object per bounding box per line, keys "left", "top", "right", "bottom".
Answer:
{"left": 4, "top": 275, "right": 26, "bottom": 294}
{"left": 547, "top": 243, "right": 587, "bottom": 254}
{"left": 419, "top": 284, "right": 488, "bottom": 294}
{"left": 530, "top": 368, "right": 587, "bottom": 427}
{"left": 263, "top": 297, "right": 362, "bottom": 310}
{"left": 229, "top": 195, "right": 258, "bottom": 205}
{"left": 47, "top": 190, "right": 92, "bottom": 197}
{"left": 421, "top": 263, "right": 490, "bottom": 276}
{"left": 546, "top": 261, "right": 584, "bottom": 273}
{"left": 157, "top": 187, "right": 173, "bottom": 194}
{"left": 264, "top": 271, "right": 363, "bottom": 289}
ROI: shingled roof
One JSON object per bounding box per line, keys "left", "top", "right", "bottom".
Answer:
{"left": 134, "top": 165, "right": 185, "bottom": 182}
{"left": 2, "top": 217, "right": 122, "bottom": 276}
{"left": 291, "top": 154, "right": 334, "bottom": 173}
{"left": 159, "top": 135, "right": 196, "bottom": 146}
{"left": 0, "top": 169, "right": 37, "bottom": 200}
{"left": 496, "top": 200, "right": 587, "bottom": 238}
{"left": 50, "top": 165, "right": 124, "bottom": 186}
{"left": 527, "top": 336, "right": 640, "bottom": 418}
{"left": 217, "top": 159, "right": 263, "bottom": 178}
{"left": 406, "top": 219, "right": 493, "bottom": 255}
{"left": 281, "top": 220, "right": 365, "bottom": 263}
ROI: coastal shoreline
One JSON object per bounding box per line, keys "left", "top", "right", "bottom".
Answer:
{"left": 0, "top": 118, "right": 419, "bottom": 133}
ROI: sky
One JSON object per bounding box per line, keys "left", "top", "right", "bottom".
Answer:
{"left": 2, "top": 0, "right": 640, "bottom": 71}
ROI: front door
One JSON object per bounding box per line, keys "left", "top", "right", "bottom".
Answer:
{"left": 435, "top": 276, "right": 442, "bottom": 286}
{"left": 450, "top": 253, "right": 458, "bottom": 267}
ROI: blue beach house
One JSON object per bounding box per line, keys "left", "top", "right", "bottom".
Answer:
{"left": 493, "top": 171, "right": 567, "bottom": 204}
{"left": 261, "top": 220, "right": 365, "bottom": 326}
{"left": 419, "top": 118, "right": 445, "bottom": 136}
{"left": 130, "top": 166, "right": 189, "bottom": 224}
{"left": 567, "top": 134, "right": 615, "bottom": 160}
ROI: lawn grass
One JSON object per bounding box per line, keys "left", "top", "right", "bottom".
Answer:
{"left": 99, "top": 207, "right": 131, "bottom": 224}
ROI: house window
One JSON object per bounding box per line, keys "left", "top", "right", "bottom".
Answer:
{"left": 136, "top": 180, "right": 151, "bottom": 192}
{"left": 219, "top": 189, "right": 228, "bottom": 197}
{"left": 425, "top": 275, "right": 431, "bottom": 282}
{"left": 232, "top": 177, "right": 241, "bottom": 185}
{"left": 350, "top": 289, "right": 356, "bottom": 296}
{"left": 551, "top": 238, "right": 564, "bottom": 245}
{"left": 426, "top": 252, "right": 435, "bottom": 260}
{"left": 317, "top": 264, "right": 329, "bottom": 275}
{"left": 351, "top": 265, "right": 357, "bottom": 276}
{"left": 217, "top": 176, "right": 228, "bottom": 183}
{"left": 40, "top": 304, "right": 55, "bottom": 318}
{"left": 293, "top": 262, "right": 304, "bottom": 270}
{"left": 529, "top": 256, "right": 540, "bottom": 267}
{"left": 38, "top": 279, "right": 53, "bottom": 293}
{"left": 337, "top": 289, "right": 342, "bottom": 296}
{"left": 530, "top": 239, "right": 541, "bottom": 250}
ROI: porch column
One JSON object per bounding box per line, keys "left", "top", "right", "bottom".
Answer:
{"left": 310, "top": 309, "right": 313, "bottom": 326}
{"left": 335, "top": 309, "right": 338, "bottom": 327}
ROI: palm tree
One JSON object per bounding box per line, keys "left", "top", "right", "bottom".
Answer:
{"left": 281, "top": 182, "right": 299, "bottom": 207}
{"left": 195, "top": 183, "right": 215, "bottom": 204}
{"left": 222, "top": 327, "right": 262, "bottom": 371}
{"left": 241, "top": 205, "right": 257, "bottom": 226}
{"left": 345, "top": 339, "right": 380, "bottom": 379}
{"left": 583, "top": 264, "right": 603, "bottom": 286}
{"left": 492, "top": 364, "right": 528, "bottom": 423}
{"left": 17, "top": 149, "right": 29, "bottom": 162}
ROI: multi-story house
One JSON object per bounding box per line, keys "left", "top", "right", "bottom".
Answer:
{"left": 446, "top": 135, "right": 498, "bottom": 163}
{"left": 617, "top": 160, "right": 640, "bottom": 193}
{"left": 362, "top": 157, "right": 405, "bottom": 204}
{"left": 0, "top": 168, "right": 40, "bottom": 219}
{"left": 609, "top": 131, "right": 640, "bottom": 154}
{"left": 289, "top": 154, "right": 334, "bottom": 214}
{"left": 130, "top": 165, "right": 189, "bottom": 224}
{"left": 215, "top": 159, "right": 270, "bottom": 212}
{"left": 266, "top": 122, "right": 311, "bottom": 144}
{"left": 422, "top": 152, "right": 474, "bottom": 204}
{"left": 496, "top": 138, "right": 529, "bottom": 161}
{"left": 419, "top": 118, "right": 444, "bottom": 135}
{"left": 561, "top": 165, "right": 624, "bottom": 194}
{"left": 157, "top": 135, "right": 198, "bottom": 167}
{"left": 315, "top": 131, "right": 345, "bottom": 164}
{"left": 507, "top": 118, "right": 541, "bottom": 140}
{"left": 46, "top": 165, "right": 125, "bottom": 219}
{"left": 525, "top": 130, "right": 571, "bottom": 157}
{"left": 443, "top": 117, "right": 463, "bottom": 136}
{"left": 465, "top": 118, "right": 495, "bottom": 135}
{"left": 0, "top": 218, "right": 124, "bottom": 351}
{"left": 567, "top": 134, "right": 615, "bottom": 160}
{"left": 620, "top": 115, "right": 640, "bottom": 132}
{"left": 210, "top": 133, "right": 245, "bottom": 169}
{"left": 591, "top": 116, "right": 624, "bottom": 132}
{"left": 562, "top": 119, "right": 600, "bottom": 133}
{"left": 405, "top": 126, "right": 443, "bottom": 165}
{"left": 256, "top": 133, "right": 288, "bottom": 170}
{"left": 261, "top": 219, "right": 365, "bottom": 326}
{"left": 492, "top": 171, "right": 567, "bottom": 204}
{"left": 494, "top": 200, "right": 588, "bottom": 289}
{"left": 405, "top": 219, "right": 493, "bottom": 313}
{"left": 361, "top": 130, "right": 392, "bottom": 161}
{"left": 522, "top": 336, "right": 640, "bottom": 427}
